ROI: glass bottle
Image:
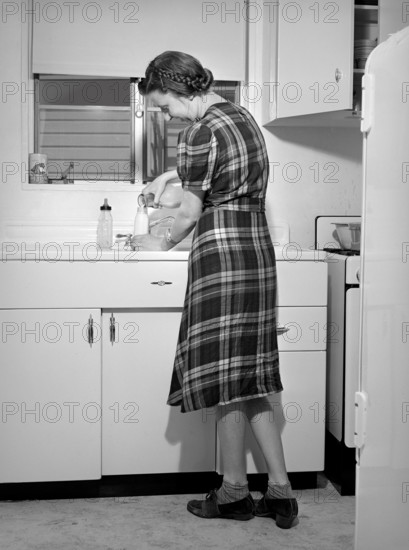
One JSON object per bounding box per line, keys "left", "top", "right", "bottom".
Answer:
{"left": 133, "top": 203, "right": 149, "bottom": 235}
{"left": 97, "top": 198, "right": 113, "bottom": 249}
{"left": 144, "top": 184, "right": 183, "bottom": 209}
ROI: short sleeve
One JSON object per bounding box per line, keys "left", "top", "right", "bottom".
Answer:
{"left": 176, "top": 124, "right": 217, "bottom": 192}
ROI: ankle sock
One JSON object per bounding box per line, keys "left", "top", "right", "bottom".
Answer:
{"left": 216, "top": 480, "right": 249, "bottom": 504}
{"left": 267, "top": 480, "right": 294, "bottom": 499}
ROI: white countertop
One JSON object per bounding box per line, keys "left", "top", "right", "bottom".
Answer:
{"left": 0, "top": 242, "right": 326, "bottom": 262}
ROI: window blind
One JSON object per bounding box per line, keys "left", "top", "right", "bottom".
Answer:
{"left": 35, "top": 76, "right": 135, "bottom": 182}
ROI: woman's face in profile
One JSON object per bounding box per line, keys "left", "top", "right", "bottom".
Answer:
{"left": 149, "top": 90, "right": 197, "bottom": 122}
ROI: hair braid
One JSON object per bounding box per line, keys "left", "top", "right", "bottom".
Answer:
{"left": 138, "top": 52, "right": 214, "bottom": 97}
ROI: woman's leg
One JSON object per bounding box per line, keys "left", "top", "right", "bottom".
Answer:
{"left": 186, "top": 401, "right": 254, "bottom": 518}
{"left": 243, "top": 396, "right": 290, "bottom": 485}
{"left": 216, "top": 402, "right": 247, "bottom": 486}
{"left": 243, "top": 396, "right": 298, "bottom": 528}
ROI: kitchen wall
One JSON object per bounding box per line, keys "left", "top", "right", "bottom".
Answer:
{"left": 263, "top": 126, "right": 362, "bottom": 247}
{"left": 0, "top": 15, "right": 362, "bottom": 250}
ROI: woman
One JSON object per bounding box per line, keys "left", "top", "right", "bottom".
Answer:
{"left": 134, "top": 51, "right": 298, "bottom": 529}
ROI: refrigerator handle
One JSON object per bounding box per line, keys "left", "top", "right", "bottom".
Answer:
{"left": 354, "top": 391, "right": 368, "bottom": 449}
{"left": 361, "top": 73, "right": 374, "bottom": 134}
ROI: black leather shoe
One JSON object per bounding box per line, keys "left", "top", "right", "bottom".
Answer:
{"left": 187, "top": 489, "right": 255, "bottom": 520}
{"left": 254, "top": 495, "right": 298, "bottom": 529}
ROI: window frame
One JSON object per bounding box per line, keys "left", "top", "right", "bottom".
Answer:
{"left": 142, "top": 81, "right": 242, "bottom": 183}
{"left": 31, "top": 75, "right": 143, "bottom": 188}
{"left": 22, "top": 23, "right": 242, "bottom": 194}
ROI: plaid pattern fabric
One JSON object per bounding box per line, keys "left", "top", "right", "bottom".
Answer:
{"left": 167, "top": 102, "right": 282, "bottom": 413}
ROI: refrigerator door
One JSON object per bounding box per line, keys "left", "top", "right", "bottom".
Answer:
{"left": 355, "top": 26, "right": 409, "bottom": 550}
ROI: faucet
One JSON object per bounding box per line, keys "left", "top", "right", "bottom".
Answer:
{"left": 115, "top": 233, "right": 133, "bottom": 249}
{"left": 61, "top": 162, "right": 74, "bottom": 184}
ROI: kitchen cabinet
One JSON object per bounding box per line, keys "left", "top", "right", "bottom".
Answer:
{"left": 0, "top": 251, "right": 327, "bottom": 484}
{"left": 244, "top": 352, "right": 326, "bottom": 472}
{"left": 32, "top": 0, "right": 246, "bottom": 81}
{"left": 272, "top": 0, "right": 354, "bottom": 121}
{"left": 0, "top": 309, "right": 101, "bottom": 483}
{"left": 257, "top": 0, "right": 405, "bottom": 126}
{"left": 102, "top": 309, "right": 216, "bottom": 475}
{"left": 0, "top": 257, "right": 215, "bottom": 483}
{"left": 217, "top": 259, "right": 328, "bottom": 474}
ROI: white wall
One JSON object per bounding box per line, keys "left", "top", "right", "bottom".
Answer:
{"left": 263, "top": 126, "right": 362, "bottom": 247}
{"left": 0, "top": 17, "right": 362, "bottom": 250}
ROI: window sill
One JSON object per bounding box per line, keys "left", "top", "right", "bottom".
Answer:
{"left": 22, "top": 180, "right": 144, "bottom": 192}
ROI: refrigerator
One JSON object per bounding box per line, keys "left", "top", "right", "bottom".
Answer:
{"left": 354, "top": 25, "right": 409, "bottom": 550}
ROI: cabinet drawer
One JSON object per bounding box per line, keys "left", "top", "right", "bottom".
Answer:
{"left": 277, "top": 307, "right": 327, "bottom": 351}
{"left": 115, "top": 261, "right": 188, "bottom": 308}
{"left": 0, "top": 261, "right": 188, "bottom": 308}
{"left": 276, "top": 262, "right": 327, "bottom": 306}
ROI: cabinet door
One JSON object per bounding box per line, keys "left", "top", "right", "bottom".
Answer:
{"left": 216, "top": 352, "right": 326, "bottom": 473}
{"left": 276, "top": 306, "right": 327, "bottom": 351}
{"left": 0, "top": 309, "right": 101, "bottom": 483}
{"left": 102, "top": 310, "right": 216, "bottom": 475}
{"left": 32, "top": 0, "right": 245, "bottom": 80}
{"left": 275, "top": 0, "right": 354, "bottom": 118}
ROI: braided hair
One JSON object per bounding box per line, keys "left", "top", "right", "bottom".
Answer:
{"left": 138, "top": 51, "right": 214, "bottom": 97}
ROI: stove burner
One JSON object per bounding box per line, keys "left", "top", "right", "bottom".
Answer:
{"left": 323, "top": 248, "right": 360, "bottom": 256}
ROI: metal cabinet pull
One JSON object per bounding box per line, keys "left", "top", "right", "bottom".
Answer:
{"left": 277, "top": 325, "right": 290, "bottom": 335}
{"left": 335, "top": 68, "right": 342, "bottom": 83}
{"left": 88, "top": 314, "right": 94, "bottom": 346}
{"left": 150, "top": 281, "right": 173, "bottom": 286}
{"left": 110, "top": 313, "right": 116, "bottom": 345}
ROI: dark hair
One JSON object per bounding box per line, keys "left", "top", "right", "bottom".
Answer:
{"left": 138, "top": 51, "right": 214, "bottom": 97}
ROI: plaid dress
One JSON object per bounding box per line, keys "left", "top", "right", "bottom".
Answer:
{"left": 167, "top": 102, "right": 282, "bottom": 413}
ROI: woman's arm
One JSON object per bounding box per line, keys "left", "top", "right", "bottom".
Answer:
{"left": 131, "top": 188, "right": 205, "bottom": 251}
{"left": 143, "top": 170, "right": 178, "bottom": 207}
{"left": 160, "top": 188, "right": 205, "bottom": 250}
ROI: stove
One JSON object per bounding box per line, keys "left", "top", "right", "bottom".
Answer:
{"left": 316, "top": 216, "right": 361, "bottom": 495}
{"left": 323, "top": 248, "right": 360, "bottom": 256}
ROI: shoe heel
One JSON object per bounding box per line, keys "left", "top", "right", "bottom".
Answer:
{"left": 275, "top": 513, "right": 295, "bottom": 529}
{"left": 225, "top": 512, "right": 253, "bottom": 521}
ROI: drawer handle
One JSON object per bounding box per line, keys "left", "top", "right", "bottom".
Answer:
{"left": 277, "top": 325, "right": 290, "bottom": 335}
{"left": 87, "top": 314, "right": 94, "bottom": 346}
{"left": 110, "top": 313, "right": 116, "bottom": 345}
{"left": 335, "top": 68, "right": 342, "bottom": 83}
{"left": 151, "top": 281, "right": 173, "bottom": 286}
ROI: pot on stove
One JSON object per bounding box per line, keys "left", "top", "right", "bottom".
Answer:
{"left": 332, "top": 222, "right": 361, "bottom": 251}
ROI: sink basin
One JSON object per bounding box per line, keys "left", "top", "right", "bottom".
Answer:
{"left": 1, "top": 211, "right": 192, "bottom": 262}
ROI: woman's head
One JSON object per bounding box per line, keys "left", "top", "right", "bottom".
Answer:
{"left": 138, "top": 51, "right": 214, "bottom": 98}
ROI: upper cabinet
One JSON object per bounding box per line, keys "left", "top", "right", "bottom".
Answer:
{"left": 255, "top": 0, "right": 407, "bottom": 127}
{"left": 275, "top": 1, "right": 354, "bottom": 120}
{"left": 32, "top": 0, "right": 246, "bottom": 81}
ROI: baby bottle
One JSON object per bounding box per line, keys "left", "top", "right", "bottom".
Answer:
{"left": 134, "top": 194, "right": 149, "bottom": 235}
{"left": 97, "top": 198, "right": 113, "bottom": 249}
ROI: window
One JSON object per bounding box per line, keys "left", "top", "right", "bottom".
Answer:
{"left": 34, "top": 76, "right": 138, "bottom": 183}
{"left": 33, "top": 77, "right": 240, "bottom": 185}
{"left": 143, "top": 81, "right": 241, "bottom": 181}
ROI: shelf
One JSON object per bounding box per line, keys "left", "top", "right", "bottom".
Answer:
{"left": 355, "top": 5, "right": 379, "bottom": 11}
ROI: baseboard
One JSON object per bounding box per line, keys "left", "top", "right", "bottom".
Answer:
{"left": 0, "top": 471, "right": 319, "bottom": 501}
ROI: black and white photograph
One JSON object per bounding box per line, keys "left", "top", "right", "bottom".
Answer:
{"left": 0, "top": 1, "right": 408, "bottom": 549}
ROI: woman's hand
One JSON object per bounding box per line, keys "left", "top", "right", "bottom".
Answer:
{"left": 131, "top": 233, "right": 165, "bottom": 251}
{"left": 143, "top": 170, "right": 178, "bottom": 208}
